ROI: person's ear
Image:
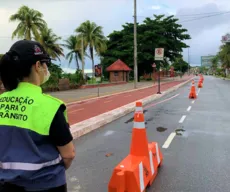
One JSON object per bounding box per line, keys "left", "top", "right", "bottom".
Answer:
{"left": 34, "top": 61, "right": 42, "bottom": 73}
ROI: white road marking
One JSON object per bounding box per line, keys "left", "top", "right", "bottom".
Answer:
{"left": 191, "top": 100, "right": 195, "bottom": 104}
{"left": 187, "top": 106, "right": 192, "bottom": 112}
{"left": 197, "top": 88, "right": 201, "bottom": 95}
{"left": 179, "top": 115, "right": 186, "bottom": 123}
{"left": 162, "top": 132, "right": 176, "bottom": 149}
{"left": 103, "top": 130, "right": 115, "bottom": 136}
{"left": 124, "top": 95, "right": 132, "bottom": 98}
{"left": 145, "top": 93, "right": 179, "bottom": 109}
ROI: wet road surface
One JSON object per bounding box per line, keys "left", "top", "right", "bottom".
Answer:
{"left": 67, "top": 76, "right": 230, "bottom": 192}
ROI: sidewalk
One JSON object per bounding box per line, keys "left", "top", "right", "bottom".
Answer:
{"left": 49, "top": 76, "right": 184, "bottom": 103}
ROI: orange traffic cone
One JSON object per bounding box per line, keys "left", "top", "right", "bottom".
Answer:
{"left": 199, "top": 74, "right": 204, "bottom": 83}
{"left": 198, "top": 80, "right": 203, "bottom": 88}
{"left": 108, "top": 102, "right": 163, "bottom": 192}
{"left": 189, "top": 80, "right": 197, "bottom": 99}
{"left": 135, "top": 101, "right": 143, "bottom": 114}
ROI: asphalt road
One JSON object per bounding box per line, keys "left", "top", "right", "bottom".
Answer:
{"left": 66, "top": 76, "right": 230, "bottom": 192}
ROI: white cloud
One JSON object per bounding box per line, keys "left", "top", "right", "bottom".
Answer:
{"left": 150, "top": 5, "right": 161, "bottom": 10}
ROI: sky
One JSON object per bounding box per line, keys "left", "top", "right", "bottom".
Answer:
{"left": 0, "top": 0, "right": 230, "bottom": 73}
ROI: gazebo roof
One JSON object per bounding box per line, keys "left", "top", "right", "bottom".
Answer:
{"left": 106, "top": 59, "right": 132, "bottom": 72}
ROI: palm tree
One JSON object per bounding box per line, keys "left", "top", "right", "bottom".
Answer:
{"left": 218, "top": 43, "right": 230, "bottom": 77}
{"left": 39, "top": 27, "right": 64, "bottom": 60}
{"left": 64, "top": 35, "right": 82, "bottom": 70}
{"left": 75, "top": 20, "right": 107, "bottom": 76}
{"left": 9, "top": 5, "right": 47, "bottom": 40}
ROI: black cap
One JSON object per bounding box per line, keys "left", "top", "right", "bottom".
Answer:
{"left": 8, "top": 40, "right": 51, "bottom": 65}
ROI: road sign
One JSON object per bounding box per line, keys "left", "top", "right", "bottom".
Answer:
{"left": 155, "top": 48, "right": 164, "bottom": 61}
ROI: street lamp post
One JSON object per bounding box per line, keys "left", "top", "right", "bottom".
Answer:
{"left": 81, "top": 35, "right": 85, "bottom": 76}
{"left": 133, "top": 0, "right": 138, "bottom": 89}
{"left": 188, "top": 47, "right": 190, "bottom": 75}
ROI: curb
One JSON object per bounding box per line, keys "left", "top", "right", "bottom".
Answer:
{"left": 66, "top": 78, "right": 184, "bottom": 106}
{"left": 79, "top": 82, "right": 127, "bottom": 89}
{"left": 70, "top": 77, "right": 193, "bottom": 139}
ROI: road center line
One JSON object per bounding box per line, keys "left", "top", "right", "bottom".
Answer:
{"left": 162, "top": 132, "right": 176, "bottom": 149}
{"left": 191, "top": 100, "right": 195, "bottom": 104}
{"left": 187, "top": 106, "right": 192, "bottom": 112}
{"left": 179, "top": 115, "right": 186, "bottom": 123}
{"left": 124, "top": 95, "right": 132, "bottom": 98}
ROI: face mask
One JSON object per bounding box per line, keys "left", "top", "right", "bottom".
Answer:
{"left": 41, "top": 68, "right": 50, "bottom": 84}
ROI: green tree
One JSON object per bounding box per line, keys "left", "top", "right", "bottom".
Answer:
{"left": 48, "top": 63, "right": 63, "bottom": 78}
{"left": 211, "top": 55, "right": 219, "bottom": 74}
{"left": 39, "top": 27, "right": 64, "bottom": 60}
{"left": 199, "top": 66, "right": 209, "bottom": 74}
{"left": 64, "top": 35, "right": 86, "bottom": 71}
{"left": 101, "top": 15, "right": 190, "bottom": 80}
{"left": 218, "top": 43, "right": 230, "bottom": 77}
{"left": 172, "top": 57, "right": 190, "bottom": 73}
{"left": 75, "top": 20, "right": 107, "bottom": 76}
{"left": 0, "top": 54, "right": 3, "bottom": 60}
{"left": 9, "top": 5, "right": 47, "bottom": 40}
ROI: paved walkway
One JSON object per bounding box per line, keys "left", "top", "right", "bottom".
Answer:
{"left": 49, "top": 76, "right": 186, "bottom": 103}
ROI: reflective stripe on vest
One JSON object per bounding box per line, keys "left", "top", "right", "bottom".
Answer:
{"left": 0, "top": 155, "right": 62, "bottom": 171}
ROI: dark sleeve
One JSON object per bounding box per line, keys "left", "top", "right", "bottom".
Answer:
{"left": 49, "top": 104, "right": 73, "bottom": 146}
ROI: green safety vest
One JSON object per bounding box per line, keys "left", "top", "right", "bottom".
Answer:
{"left": 0, "top": 82, "right": 68, "bottom": 190}
{"left": 0, "top": 82, "right": 68, "bottom": 135}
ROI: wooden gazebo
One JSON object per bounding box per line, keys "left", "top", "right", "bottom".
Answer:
{"left": 106, "top": 59, "right": 132, "bottom": 83}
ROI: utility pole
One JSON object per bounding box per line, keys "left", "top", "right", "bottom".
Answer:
{"left": 81, "top": 35, "right": 85, "bottom": 77}
{"left": 188, "top": 47, "right": 190, "bottom": 75}
{"left": 133, "top": 0, "right": 138, "bottom": 88}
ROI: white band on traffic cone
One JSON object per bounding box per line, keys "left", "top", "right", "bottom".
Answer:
{"left": 133, "top": 121, "right": 145, "bottom": 129}
{"left": 135, "top": 107, "right": 143, "bottom": 113}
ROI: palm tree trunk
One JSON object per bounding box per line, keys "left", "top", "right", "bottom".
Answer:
{"left": 76, "top": 59, "right": 80, "bottom": 71}
{"left": 26, "top": 30, "right": 31, "bottom": 40}
{"left": 75, "top": 54, "right": 80, "bottom": 70}
{"left": 90, "top": 47, "right": 95, "bottom": 77}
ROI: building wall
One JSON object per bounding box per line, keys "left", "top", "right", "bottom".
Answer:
{"left": 109, "top": 71, "right": 128, "bottom": 82}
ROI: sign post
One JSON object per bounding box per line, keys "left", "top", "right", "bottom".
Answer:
{"left": 152, "top": 63, "right": 156, "bottom": 84}
{"left": 154, "top": 48, "right": 164, "bottom": 94}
